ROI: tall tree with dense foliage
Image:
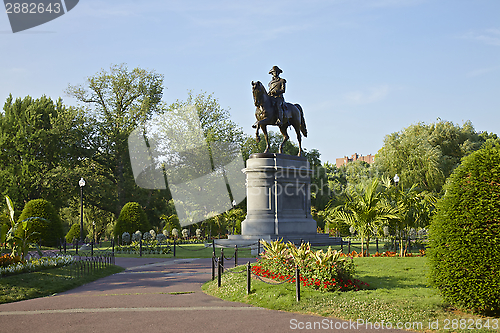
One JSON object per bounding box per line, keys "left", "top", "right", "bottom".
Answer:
{"left": 0, "top": 95, "right": 90, "bottom": 212}
{"left": 375, "top": 120, "right": 484, "bottom": 193}
{"left": 66, "top": 64, "right": 165, "bottom": 219}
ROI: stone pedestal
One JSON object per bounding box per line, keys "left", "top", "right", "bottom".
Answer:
{"left": 241, "top": 153, "right": 316, "bottom": 237}
{"left": 221, "top": 153, "right": 340, "bottom": 246}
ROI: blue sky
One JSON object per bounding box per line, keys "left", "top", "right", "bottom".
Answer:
{"left": 1, "top": 0, "right": 499, "bottom": 164}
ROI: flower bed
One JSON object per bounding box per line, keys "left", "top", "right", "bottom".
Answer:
{"left": 253, "top": 239, "right": 369, "bottom": 292}
{"left": 0, "top": 254, "right": 75, "bottom": 276}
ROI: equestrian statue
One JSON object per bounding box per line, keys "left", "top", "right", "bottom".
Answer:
{"left": 252, "top": 66, "right": 308, "bottom": 156}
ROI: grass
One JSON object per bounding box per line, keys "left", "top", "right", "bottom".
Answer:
{"left": 202, "top": 257, "right": 500, "bottom": 333}
{"left": 0, "top": 264, "right": 124, "bottom": 304}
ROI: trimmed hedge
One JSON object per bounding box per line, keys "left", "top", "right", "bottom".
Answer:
{"left": 113, "top": 202, "right": 151, "bottom": 239}
{"left": 65, "top": 223, "right": 86, "bottom": 243}
{"left": 428, "top": 143, "right": 500, "bottom": 314}
{"left": 18, "top": 199, "right": 63, "bottom": 247}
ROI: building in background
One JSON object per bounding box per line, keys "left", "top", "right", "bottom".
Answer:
{"left": 336, "top": 153, "right": 375, "bottom": 168}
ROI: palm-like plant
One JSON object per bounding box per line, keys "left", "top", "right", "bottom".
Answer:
{"left": 328, "top": 179, "right": 398, "bottom": 255}
{"left": 384, "top": 181, "right": 436, "bottom": 256}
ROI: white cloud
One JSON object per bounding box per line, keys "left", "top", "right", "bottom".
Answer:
{"left": 467, "top": 65, "right": 500, "bottom": 77}
{"left": 462, "top": 28, "right": 500, "bottom": 46}
{"left": 366, "top": 0, "right": 427, "bottom": 8}
{"left": 345, "top": 85, "right": 391, "bottom": 105}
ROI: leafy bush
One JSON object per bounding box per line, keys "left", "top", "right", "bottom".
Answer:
{"left": 65, "top": 223, "right": 86, "bottom": 243}
{"left": 18, "top": 199, "right": 63, "bottom": 247}
{"left": 131, "top": 230, "right": 142, "bottom": 242}
{"left": 254, "top": 239, "right": 366, "bottom": 292}
{"left": 122, "top": 232, "right": 131, "bottom": 244}
{"left": 428, "top": 143, "right": 500, "bottom": 314}
{"left": 113, "top": 202, "right": 151, "bottom": 238}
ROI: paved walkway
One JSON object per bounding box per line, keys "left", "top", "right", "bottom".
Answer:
{"left": 0, "top": 257, "right": 403, "bottom": 333}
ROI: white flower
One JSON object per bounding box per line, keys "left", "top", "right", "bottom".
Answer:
{"left": 171, "top": 228, "right": 179, "bottom": 237}
{"left": 181, "top": 229, "right": 189, "bottom": 238}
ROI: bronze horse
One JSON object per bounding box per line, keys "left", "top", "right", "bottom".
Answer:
{"left": 251, "top": 80, "right": 308, "bottom": 156}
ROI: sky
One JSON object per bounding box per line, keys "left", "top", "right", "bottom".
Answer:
{"left": 1, "top": 0, "right": 499, "bottom": 164}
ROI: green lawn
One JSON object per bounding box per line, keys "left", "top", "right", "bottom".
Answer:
{"left": 0, "top": 264, "right": 124, "bottom": 304}
{"left": 202, "top": 257, "right": 499, "bottom": 333}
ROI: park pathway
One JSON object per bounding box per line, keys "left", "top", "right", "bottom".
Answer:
{"left": 0, "top": 257, "right": 403, "bottom": 333}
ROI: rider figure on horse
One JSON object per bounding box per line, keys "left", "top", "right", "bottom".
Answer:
{"left": 268, "top": 66, "right": 287, "bottom": 126}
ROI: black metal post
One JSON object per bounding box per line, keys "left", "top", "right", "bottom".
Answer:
{"left": 246, "top": 261, "right": 251, "bottom": 295}
{"left": 376, "top": 238, "right": 379, "bottom": 253}
{"left": 257, "top": 239, "right": 260, "bottom": 256}
{"left": 212, "top": 239, "right": 215, "bottom": 257}
{"left": 212, "top": 256, "right": 215, "bottom": 281}
{"left": 295, "top": 267, "right": 300, "bottom": 302}
{"left": 63, "top": 239, "right": 66, "bottom": 254}
{"left": 221, "top": 248, "right": 224, "bottom": 273}
{"left": 173, "top": 239, "right": 176, "bottom": 257}
{"left": 348, "top": 240, "right": 351, "bottom": 254}
{"left": 91, "top": 241, "right": 94, "bottom": 257}
{"left": 217, "top": 257, "right": 222, "bottom": 288}
{"left": 341, "top": 238, "right": 343, "bottom": 252}
{"left": 140, "top": 238, "right": 142, "bottom": 257}
{"left": 234, "top": 245, "right": 238, "bottom": 267}
{"left": 112, "top": 239, "right": 114, "bottom": 254}
{"left": 75, "top": 241, "right": 78, "bottom": 255}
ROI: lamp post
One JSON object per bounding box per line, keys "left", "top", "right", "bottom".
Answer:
{"left": 92, "top": 221, "right": 96, "bottom": 244}
{"left": 393, "top": 174, "right": 400, "bottom": 187}
{"left": 231, "top": 200, "right": 236, "bottom": 235}
{"left": 79, "top": 177, "right": 85, "bottom": 243}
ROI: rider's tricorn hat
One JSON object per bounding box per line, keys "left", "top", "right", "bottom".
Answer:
{"left": 269, "top": 66, "right": 283, "bottom": 75}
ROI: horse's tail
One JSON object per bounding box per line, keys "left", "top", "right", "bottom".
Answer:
{"left": 295, "top": 104, "right": 307, "bottom": 137}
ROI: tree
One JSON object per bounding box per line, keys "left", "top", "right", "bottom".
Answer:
{"left": 383, "top": 179, "right": 436, "bottom": 256}
{"left": 428, "top": 143, "right": 500, "bottom": 314}
{"left": 66, "top": 223, "right": 86, "bottom": 243}
{"left": 66, "top": 64, "right": 165, "bottom": 218}
{"left": 327, "top": 179, "right": 397, "bottom": 255}
{"left": 18, "top": 199, "right": 63, "bottom": 247}
{"left": 0, "top": 95, "right": 90, "bottom": 212}
{"left": 113, "top": 202, "right": 151, "bottom": 238}
{"left": 376, "top": 119, "right": 485, "bottom": 193}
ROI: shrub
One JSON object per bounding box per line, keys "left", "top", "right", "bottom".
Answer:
{"left": 113, "top": 202, "right": 151, "bottom": 238}
{"left": 255, "top": 239, "right": 365, "bottom": 292}
{"left": 65, "top": 223, "right": 86, "bottom": 243}
{"left": 142, "top": 231, "right": 152, "bottom": 240}
{"left": 122, "top": 232, "right": 131, "bottom": 244}
{"left": 18, "top": 199, "right": 63, "bottom": 247}
{"left": 428, "top": 143, "right": 500, "bottom": 314}
{"left": 131, "top": 230, "right": 142, "bottom": 242}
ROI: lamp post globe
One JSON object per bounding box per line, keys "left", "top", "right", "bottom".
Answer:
{"left": 393, "top": 174, "right": 400, "bottom": 187}
{"left": 79, "top": 178, "right": 85, "bottom": 243}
